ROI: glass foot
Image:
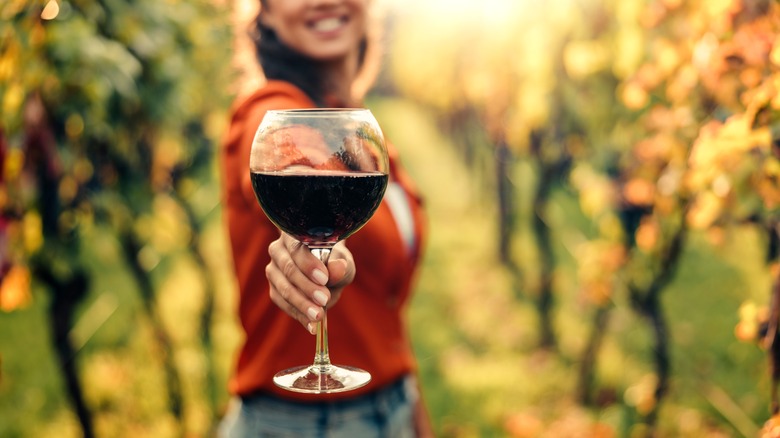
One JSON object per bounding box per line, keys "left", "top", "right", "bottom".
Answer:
{"left": 273, "top": 364, "right": 371, "bottom": 394}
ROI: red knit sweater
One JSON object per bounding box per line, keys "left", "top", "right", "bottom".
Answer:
{"left": 220, "top": 80, "right": 426, "bottom": 401}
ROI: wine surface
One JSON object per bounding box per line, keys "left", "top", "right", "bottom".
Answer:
{"left": 251, "top": 171, "right": 388, "bottom": 246}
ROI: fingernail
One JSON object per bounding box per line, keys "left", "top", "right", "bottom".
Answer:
{"left": 307, "top": 323, "right": 316, "bottom": 335}
{"left": 307, "top": 307, "right": 320, "bottom": 321}
{"left": 312, "top": 269, "right": 328, "bottom": 286}
{"left": 313, "top": 290, "right": 329, "bottom": 307}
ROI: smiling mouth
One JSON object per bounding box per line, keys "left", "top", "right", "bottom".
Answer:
{"left": 310, "top": 16, "right": 348, "bottom": 33}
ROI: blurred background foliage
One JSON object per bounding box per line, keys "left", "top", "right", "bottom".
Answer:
{"left": 1, "top": 0, "right": 780, "bottom": 437}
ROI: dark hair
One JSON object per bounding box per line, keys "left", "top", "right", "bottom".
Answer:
{"left": 251, "top": 3, "right": 369, "bottom": 106}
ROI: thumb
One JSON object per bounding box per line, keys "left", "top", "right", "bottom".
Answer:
{"left": 327, "top": 258, "right": 353, "bottom": 288}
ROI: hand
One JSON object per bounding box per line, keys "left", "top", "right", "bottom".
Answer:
{"left": 266, "top": 233, "right": 356, "bottom": 334}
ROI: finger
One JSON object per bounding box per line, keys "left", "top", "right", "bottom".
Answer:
{"left": 326, "top": 259, "right": 350, "bottom": 288}
{"left": 327, "top": 243, "right": 356, "bottom": 289}
{"left": 267, "top": 262, "right": 322, "bottom": 331}
{"left": 318, "top": 260, "right": 344, "bottom": 308}
{"left": 269, "top": 238, "right": 331, "bottom": 307}
{"left": 281, "top": 235, "right": 332, "bottom": 289}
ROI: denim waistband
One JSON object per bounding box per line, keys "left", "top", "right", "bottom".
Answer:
{"left": 241, "top": 375, "right": 416, "bottom": 420}
{"left": 222, "top": 375, "right": 418, "bottom": 437}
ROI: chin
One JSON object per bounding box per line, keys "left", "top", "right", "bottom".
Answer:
{"left": 307, "top": 46, "right": 356, "bottom": 63}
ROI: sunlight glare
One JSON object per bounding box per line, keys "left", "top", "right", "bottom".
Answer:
{"left": 41, "top": 0, "right": 59, "bottom": 20}
{"left": 387, "top": 0, "right": 519, "bottom": 25}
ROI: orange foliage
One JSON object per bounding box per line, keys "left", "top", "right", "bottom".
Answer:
{"left": 622, "top": 0, "right": 780, "bottom": 234}
{"left": 504, "top": 412, "right": 544, "bottom": 438}
{"left": 635, "top": 217, "right": 661, "bottom": 251}
{"left": 623, "top": 178, "right": 656, "bottom": 207}
{"left": 0, "top": 265, "right": 31, "bottom": 312}
{"left": 505, "top": 409, "right": 616, "bottom": 438}
{"left": 762, "top": 414, "right": 780, "bottom": 438}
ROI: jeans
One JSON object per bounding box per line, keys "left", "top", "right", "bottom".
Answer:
{"left": 218, "top": 376, "right": 417, "bottom": 438}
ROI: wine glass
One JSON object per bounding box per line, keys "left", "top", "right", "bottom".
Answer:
{"left": 249, "top": 108, "right": 389, "bottom": 393}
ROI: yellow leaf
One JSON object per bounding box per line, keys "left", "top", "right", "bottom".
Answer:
{"left": 689, "top": 117, "right": 770, "bottom": 175}
{"left": 687, "top": 192, "right": 722, "bottom": 229}
{"left": 23, "top": 212, "right": 43, "bottom": 254}
{"left": 655, "top": 39, "right": 681, "bottom": 75}
{"left": 621, "top": 81, "right": 649, "bottom": 109}
{"left": 73, "top": 159, "right": 94, "bottom": 184}
{"left": 0, "top": 42, "right": 18, "bottom": 82}
{"left": 0, "top": 0, "right": 27, "bottom": 20}
{"left": 771, "top": 36, "right": 780, "bottom": 67}
{"left": 563, "top": 40, "right": 610, "bottom": 80}
{"left": 4, "top": 148, "right": 24, "bottom": 182}
{"left": 704, "top": 0, "right": 735, "bottom": 18}
{"left": 517, "top": 85, "right": 550, "bottom": 129}
{"left": 738, "top": 301, "right": 757, "bottom": 322}
{"left": 614, "top": 29, "right": 645, "bottom": 79}
{"left": 65, "top": 114, "right": 85, "bottom": 139}
{"left": 59, "top": 176, "right": 78, "bottom": 204}
{"left": 2, "top": 82, "right": 25, "bottom": 119}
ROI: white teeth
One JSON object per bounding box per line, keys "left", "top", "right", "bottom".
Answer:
{"left": 312, "top": 17, "right": 342, "bottom": 32}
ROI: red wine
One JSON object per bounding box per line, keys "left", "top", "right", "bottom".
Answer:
{"left": 251, "top": 171, "right": 388, "bottom": 246}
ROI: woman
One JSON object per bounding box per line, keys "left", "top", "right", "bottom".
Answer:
{"left": 219, "top": 0, "right": 432, "bottom": 436}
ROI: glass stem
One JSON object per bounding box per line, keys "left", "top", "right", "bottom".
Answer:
{"left": 310, "top": 247, "right": 332, "bottom": 373}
